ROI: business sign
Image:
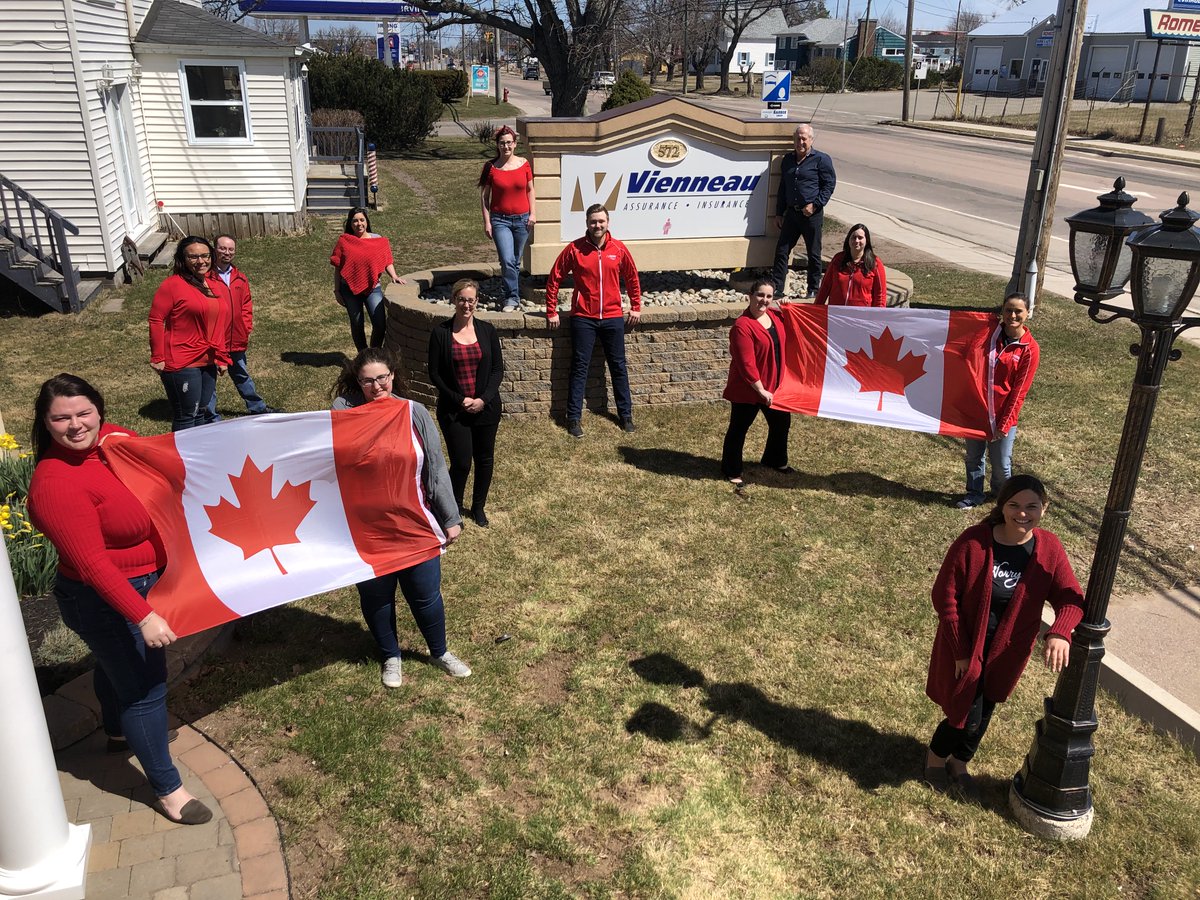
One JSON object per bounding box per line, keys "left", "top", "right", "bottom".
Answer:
{"left": 1146, "top": 8, "right": 1200, "bottom": 37}
{"left": 1170, "top": 0, "right": 1200, "bottom": 11}
{"left": 760, "top": 109, "right": 789, "bottom": 119}
{"left": 761, "top": 70, "right": 791, "bottom": 103}
{"left": 240, "top": 0, "right": 433, "bottom": 16}
{"left": 1035, "top": 29, "right": 1054, "bottom": 47}
{"left": 376, "top": 26, "right": 399, "bottom": 64}
{"left": 559, "top": 134, "right": 770, "bottom": 241}
{"left": 471, "top": 66, "right": 490, "bottom": 94}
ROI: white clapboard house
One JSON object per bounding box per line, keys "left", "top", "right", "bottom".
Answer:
{"left": 0, "top": 0, "right": 312, "bottom": 311}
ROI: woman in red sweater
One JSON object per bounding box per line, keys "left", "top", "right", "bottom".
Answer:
{"left": 149, "top": 237, "right": 231, "bottom": 431}
{"left": 330, "top": 207, "right": 403, "bottom": 350}
{"left": 956, "top": 292, "right": 1040, "bottom": 509}
{"left": 814, "top": 223, "right": 887, "bottom": 307}
{"left": 27, "top": 374, "right": 212, "bottom": 825}
{"left": 924, "top": 474, "right": 1083, "bottom": 798}
{"left": 720, "top": 278, "right": 792, "bottom": 487}
{"left": 479, "top": 125, "right": 535, "bottom": 311}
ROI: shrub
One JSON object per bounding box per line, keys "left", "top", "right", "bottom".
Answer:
{"left": 848, "top": 56, "right": 904, "bottom": 92}
{"left": 413, "top": 68, "right": 469, "bottom": 102}
{"left": 308, "top": 54, "right": 441, "bottom": 150}
{"left": 311, "top": 108, "right": 366, "bottom": 128}
{"left": 473, "top": 120, "right": 498, "bottom": 145}
{"left": 799, "top": 58, "right": 842, "bottom": 92}
{"left": 601, "top": 70, "right": 654, "bottom": 111}
{"left": 1, "top": 435, "right": 57, "bottom": 599}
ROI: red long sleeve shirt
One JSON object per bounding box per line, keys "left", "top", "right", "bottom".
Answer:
{"left": 545, "top": 234, "right": 641, "bottom": 319}
{"left": 27, "top": 424, "right": 163, "bottom": 623}
{"left": 815, "top": 253, "right": 887, "bottom": 308}
{"left": 991, "top": 329, "right": 1039, "bottom": 435}
{"left": 149, "top": 273, "right": 232, "bottom": 371}
{"left": 210, "top": 265, "right": 253, "bottom": 353}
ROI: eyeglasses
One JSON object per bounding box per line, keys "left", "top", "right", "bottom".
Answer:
{"left": 186, "top": 253, "right": 211, "bottom": 261}
{"left": 497, "top": 139, "right": 516, "bottom": 146}
{"left": 358, "top": 372, "right": 393, "bottom": 388}
{"left": 455, "top": 296, "right": 478, "bottom": 304}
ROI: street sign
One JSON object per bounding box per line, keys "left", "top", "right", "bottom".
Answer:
{"left": 761, "top": 70, "right": 792, "bottom": 103}
{"left": 760, "top": 109, "right": 789, "bottom": 119}
{"left": 1035, "top": 29, "right": 1054, "bottom": 47}
{"left": 471, "top": 65, "right": 490, "bottom": 94}
{"left": 767, "top": 101, "right": 782, "bottom": 109}
{"left": 914, "top": 61, "right": 929, "bottom": 81}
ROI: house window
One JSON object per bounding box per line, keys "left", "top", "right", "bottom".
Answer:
{"left": 766, "top": 52, "right": 775, "bottom": 67}
{"left": 179, "top": 60, "right": 252, "bottom": 144}
{"left": 737, "top": 51, "right": 750, "bottom": 66}
{"left": 1009, "top": 59, "right": 1023, "bottom": 79}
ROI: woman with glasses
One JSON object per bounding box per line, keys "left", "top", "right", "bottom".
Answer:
{"left": 330, "top": 348, "right": 472, "bottom": 688}
{"left": 149, "top": 236, "right": 231, "bottom": 431}
{"left": 427, "top": 279, "right": 504, "bottom": 527}
{"left": 330, "top": 207, "right": 403, "bottom": 350}
{"left": 479, "top": 125, "right": 535, "bottom": 311}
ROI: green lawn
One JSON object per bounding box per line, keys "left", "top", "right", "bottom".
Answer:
{"left": 2, "top": 142, "right": 1199, "bottom": 898}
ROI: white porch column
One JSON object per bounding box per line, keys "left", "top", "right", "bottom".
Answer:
{"left": 0, "top": 539, "right": 90, "bottom": 898}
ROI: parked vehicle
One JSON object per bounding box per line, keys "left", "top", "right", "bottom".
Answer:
{"left": 591, "top": 71, "right": 615, "bottom": 89}
{"left": 543, "top": 79, "right": 552, "bottom": 95}
{"left": 523, "top": 64, "right": 539, "bottom": 80}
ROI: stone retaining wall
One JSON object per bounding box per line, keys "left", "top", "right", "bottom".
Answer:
{"left": 386, "top": 265, "right": 912, "bottom": 419}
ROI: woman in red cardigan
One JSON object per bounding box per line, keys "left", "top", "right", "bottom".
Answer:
{"left": 814, "top": 223, "right": 887, "bottom": 307}
{"left": 924, "top": 474, "right": 1084, "bottom": 798}
{"left": 330, "top": 207, "right": 403, "bottom": 350}
{"left": 27, "top": 374, "right": 212, "bottom": 825}
{"left": 720, "top": 278, "right": 792, "bottom": 487}
{"left": 148, "top": 237, "right": 231, "bottom": 431}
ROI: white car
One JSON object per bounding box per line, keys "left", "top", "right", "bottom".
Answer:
{"left": 591, "top": 71, "right": 616, "bottom": 90}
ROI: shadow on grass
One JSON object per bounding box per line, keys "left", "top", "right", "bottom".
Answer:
{"left": 137, "top": 397, "right": 173, "bottom": 423}
{"left": 281, "top": 350, "right": 351, "bottom": 370}
{"left": 626, "top": 653, "right": 925, "bottom": 790}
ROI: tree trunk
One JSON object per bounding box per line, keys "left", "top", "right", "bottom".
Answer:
{"left": 538, "top": 38, "right": 594, "bottom": 116}
{"left": 717, "top": 44, "right": 735, "bottom": 92}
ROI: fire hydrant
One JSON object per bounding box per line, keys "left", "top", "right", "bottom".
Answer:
{"left": 503, "top": 87, "right": 509, "bottom": 103}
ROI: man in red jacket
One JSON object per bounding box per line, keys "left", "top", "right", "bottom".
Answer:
{"left": 205, "top": 235, "right": 282, "bottom": 421}
{"left": 546, "top": 205, "right": 642, "bottom": 437}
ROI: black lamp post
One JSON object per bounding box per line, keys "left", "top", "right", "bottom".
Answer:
{"left": 1009, "top": 184, "right": 1200, "bottom": 840}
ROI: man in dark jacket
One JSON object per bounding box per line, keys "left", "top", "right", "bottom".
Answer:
{"left": 771, "top": 124, "right": 837, "bottom": 298}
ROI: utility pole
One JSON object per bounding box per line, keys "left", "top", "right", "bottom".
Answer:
{"left": 902, "top": 0, "right": 915, "bottom": 120}
{"left": 492, "top": 0, "right": 501, "bottom": 104}
{"left": 953, "top": 0, "right": 965, "bottom": 118}
{"left": 840, "top": 0, "right": 851, "bottom": 91}
{"left": 1008, "top": 0, "right": 1090, "bottom": 302}
{"left": 683, "top": 0, "right": 689, "bottom": 96}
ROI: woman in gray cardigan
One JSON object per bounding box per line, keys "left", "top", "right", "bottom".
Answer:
{"left": 331, "top": 347, "right": 471, "bottom": 689}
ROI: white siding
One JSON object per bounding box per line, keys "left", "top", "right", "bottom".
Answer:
{"left": 139, "top": 52, "right": 300, "bottom": 214}
{"left": 0, "top": 1, "right": 112, "bottom": 269}
{"left": 75, "top": 0, "right": 158, "bottom": 264}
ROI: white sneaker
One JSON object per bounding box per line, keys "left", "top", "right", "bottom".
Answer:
{"left": 433, "top": 652, "right": 472, "bottom": 678}
{"left": 381, "top": 656, "right": 402, "bottom": 688}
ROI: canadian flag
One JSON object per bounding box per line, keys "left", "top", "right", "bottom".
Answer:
{"left": 102, "top": 402, "right": 446, "bottom": 637}
{"left": 770, "top": 305, "right": 997, "bottom": 439}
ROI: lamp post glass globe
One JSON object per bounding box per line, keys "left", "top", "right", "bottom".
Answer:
{"left": 1127, "top": 192, "right": 1200, "bottom": 323}
{"left": 1065, "top": 177, "right": 1153, "bottom": 301}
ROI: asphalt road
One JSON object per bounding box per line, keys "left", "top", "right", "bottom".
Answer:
{"left": 503, "top": 78, "right": 1198, "bottom": 297}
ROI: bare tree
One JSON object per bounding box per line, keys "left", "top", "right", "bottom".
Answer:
{"left": 202, "top": 0, "right": 256, "bottom": 21}
{"left": 878, "top": 10, "right": 904, "bottom": 34}
{"left": 949, "top": 5, "right": 988, "bottom": 65}
{"left": 254, "top": 17, "right": 300, "bottom": 42}
{"left": 687, "top": 8, "right": 721, "bottom": 92}
{"left": 311, "top": 26, "right": 376, "bottom": 57}
{"left": 626, "top": 0, "right": 684, "bottom": 84}
{"left": 400, "top": 0, "right": 624, "bottom": 116}
{"left": 713, "top": 0, "right": 782, "bottom": 94}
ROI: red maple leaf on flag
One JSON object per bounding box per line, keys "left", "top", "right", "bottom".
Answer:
{"left": 205, "top": 458, "right": 317, "bottom": 576}
{"left": 843, "top": 327, "right": 928, "bottom": 411}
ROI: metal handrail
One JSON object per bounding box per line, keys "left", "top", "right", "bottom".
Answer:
{"left": 0, "top": 173, "right": 82, "bottom": 311}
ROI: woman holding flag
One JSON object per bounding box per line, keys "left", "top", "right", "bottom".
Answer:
{"left": 956, "top": 293, "right": 1039, "bottom": 509}
{"left": 331, "top": 349, "right": 472, "bottom": 688}
{"left": 27, "top": 374, "right": 213, "bottom": 825}
{"left": 720, "top": 278, "right": 792, "bottom": 487}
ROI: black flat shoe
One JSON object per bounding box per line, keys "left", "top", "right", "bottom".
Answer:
{"left": 472, "top": 508, "right": 489, "bottom": 528}
{"left": 161, "top": 798, "right": 213, "bottom": 826}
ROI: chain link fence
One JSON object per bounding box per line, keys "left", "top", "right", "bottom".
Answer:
{"left": 933, "top": 64, "right": 1200, "bottom": 148}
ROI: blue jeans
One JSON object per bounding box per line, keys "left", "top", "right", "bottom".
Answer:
{"left": 55, "top": 572, "right": 182, "bottom": 797}
{"left": 491, "top": 212, "right": 529, "bottom": 304}
{"left": 964, "top": 427, "right": 1018, "bottom": 503}
{"left": 340, "top": 284, "right": 386, "bottom": 350}
{"left": 159, "top": 366, "right": 217, "bottom": 431}
{"left": 568, "top": 315, "right": 632, "bottom": 422}
{"left": 205, "top": 350, "right": 268, "bottom": 419}
{"left": 355, "top": 555, "right": 447, "bottom": 660}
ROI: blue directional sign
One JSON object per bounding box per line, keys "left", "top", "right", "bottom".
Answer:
{"left": 761, "top": 70, "right": 792, "bottom": 103}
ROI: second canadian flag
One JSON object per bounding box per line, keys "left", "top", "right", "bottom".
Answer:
{"left": 770, "top": 305, "right": 998, "bottom": 440}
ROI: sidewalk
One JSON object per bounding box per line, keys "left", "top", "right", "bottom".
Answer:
{"left": 44, "top": 627, "right": 290, "bottom": 899}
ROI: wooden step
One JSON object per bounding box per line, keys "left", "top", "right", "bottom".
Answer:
{"left": 135, "top": 230, "right": 169, "bottom": 261}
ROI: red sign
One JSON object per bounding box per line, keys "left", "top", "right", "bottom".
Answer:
{"left": 1145, "top": 9, "right": 1200, "bottom": 39}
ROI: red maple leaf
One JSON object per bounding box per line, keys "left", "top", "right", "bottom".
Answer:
{"left": 843, "top": 327, "right": 927, "bottom": 411}
{"left": 204, "top": 458, "right": 316, "bottom": 576}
